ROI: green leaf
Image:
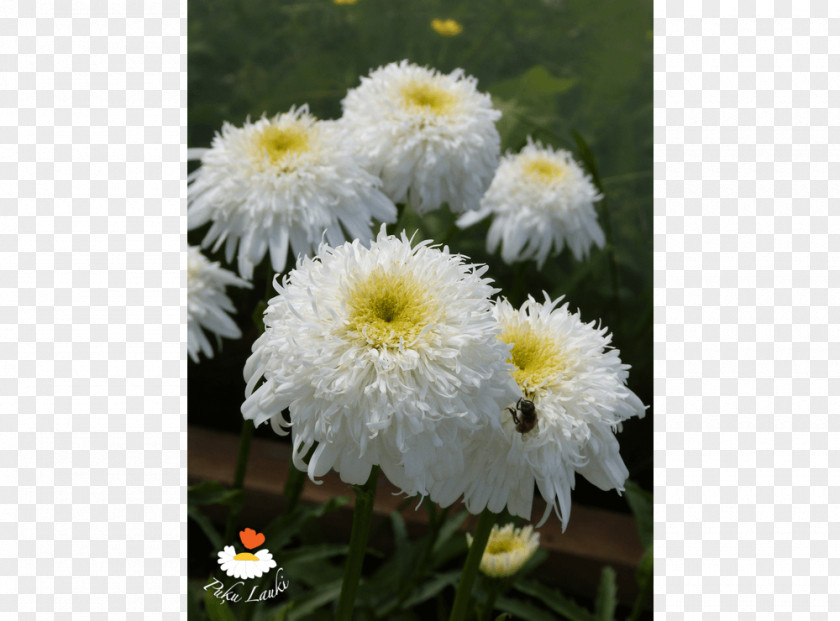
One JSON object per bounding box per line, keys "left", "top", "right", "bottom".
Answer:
{"left": 495, "top": 596, "right": 563, "bottom": 621}
{"left": 490, "top": 65, "right": 577, "bottom": 100}
{"left": 513, "top": 581, "right": 594, "bottom": 621}
{"left": 252, "top": 299, "right": 268, "bottom": 332}
{"left": 571, "top": 130, "right": 603, "bottom": 191}
{"left": 636, "top": 544, "right": 653, "bottom": 588}
{"left": 594, "top": 567, "right": 617, "bottom": 621}
{"left": 281, "top": 543, "right": 348, "bottom": 565}
{"left": 623, "top": 481, "right": 653, "bottom": 549}
{"left": 390, "top": 511, "right": 411, "bottom": 582}
{"left": 188, "top": 505, "right": 223, "bottom": 552}
{"left": 189, "top": 580, "right": 208, "bottom": 621}
{"left": 494, "top": 615, "right": 511, "bottom": 621}
{"left": 627, "top": 545, "right": 654, "bottom": 621}
{"left": 274, "top": 578, "right": 343, "bottom": 621}
{"left": 430, "top": 510, "right": 469, "bottom": 566}
{"left": 189, "top": 481, "right": 244, "bottom": 508}
{"left": 262, "top": 496, "right": 350, "bottom": 553}
{"left": 513, "top": 548, "right": 549, "bottom": 580}
{"left": 203, "top": 588, "right": 239, "bottom": 621}
{"left": 400, "top": 570, "right": 461, "bottom": 609}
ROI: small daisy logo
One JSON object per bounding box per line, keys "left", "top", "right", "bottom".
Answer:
{"left": 217, "top": 528, "right": 277, "bottom": 579}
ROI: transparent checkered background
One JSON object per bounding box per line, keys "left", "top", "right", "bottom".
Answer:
{"left": 0, "top": 0, "right": 837, "bottom": 618}
{"left": 1, "top": 1, "right": 186, "bottom": 618}
{"left": 654, "top": 1, "right": 840, "bottom": 618}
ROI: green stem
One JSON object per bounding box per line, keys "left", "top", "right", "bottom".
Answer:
{"left": 478, "top": 578, "right": 500, "bottom": 621}
{"left": 335, "top": 466, "right": 380, "bottom": 621}
{"left": 392, "top": 202, "right": 407, "bottom": 236}
{"left": 599, "top": 196, "right": 623, "bottom": 336}
{"left": 627, "top": 560, "right": 653, "bottom": 621}
{"left": 223, "top": 419, "right": 255, "bottom": 545}
{"left": 449, "top": 509, "right": 496, "bottom": 621}
{"left": 283, "top": 461, "right": 306, "bottom": 515}
{"left": 439, "top": 220, "right": 459, "bottom": 247}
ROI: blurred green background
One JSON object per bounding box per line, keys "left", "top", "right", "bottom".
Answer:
{"left": 188, "top": 0, "right": 652, "bottom": 512}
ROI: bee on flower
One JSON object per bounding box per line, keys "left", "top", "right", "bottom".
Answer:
{"left": 431, "top": 294, "right": 646, "bottom": 530}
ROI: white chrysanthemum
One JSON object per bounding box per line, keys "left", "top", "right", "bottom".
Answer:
{"left": 188, "top": 246, "right": 251, "bottom": 363}
{"left": 217, "top": 546, "right": 277, "bottom": 580}
{"left": 241, "top": 226, "right": 519, "bottom": 497}
{"left": 467, "top": 523, "right": 540, "bottom": 578}
{"left": 431, "top": 294, "right": 645, "bottom": 530}
{"left": 457, "top": 139, "right": 604, "bottom": 267}
{"left": 188, "top": 106, "right": 396, "bottom": 279}
{"left": 340, "top": 60, "right": 501, "bottom": 215}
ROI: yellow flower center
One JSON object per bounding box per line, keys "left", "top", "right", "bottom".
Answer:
{"left": 499, "top": 323, "right": 566, "bottom": 393}
{"left": 523, "top": 157, "right": 566, "bottom": 183}
{"left": 400, "top": 80, "right": 456, "bottom": 115}
{"left": 233, "top": 552, "right": 260, "bottom": 561}
{"left": 254, "top": 124, "right": 310, "bottom": 168}
{"left": 346, "top": 268, "right": 437, "bottom": 347}
{"left": 485, "top": 535, "right": 516, "bottom": 555}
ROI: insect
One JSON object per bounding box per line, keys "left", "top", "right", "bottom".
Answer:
{"left": 506, "top": 398, "right": 537, "bottom": 434}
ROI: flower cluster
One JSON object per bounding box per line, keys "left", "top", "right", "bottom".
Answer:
{"left": 189, "top": 59, "right": 644, "bottom": 531}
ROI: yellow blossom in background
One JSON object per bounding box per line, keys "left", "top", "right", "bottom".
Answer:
{"left": 333, "top": 0, "right": 357, "bottom": 5}
{"left": 466, "top": 523, "right": 540, "bottom": 578}
{"left": 431, "top": 18, "right": 463, "bottom": 36}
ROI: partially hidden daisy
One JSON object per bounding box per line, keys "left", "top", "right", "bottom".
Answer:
{"left": 340, "top": 60, "right": 501, "bottom": 215}
{"left": 188, "top": 106, "right": 396, "bottom": 280}
{"left": 217, "top": 546, "right": 277, "bottom": 580}
{"left": 188, "top": 246, "right": 251, "bottom": 363}
{"left": 457, "top": 139, "right": 605, "bottom": 267}
{"left": 467, "top": 523, "right": 540, "bottom": 578}
{"left": 431, "top": 19, "right": 463, "bottom": 36}
{"left": 431, "top": 294, "right": 646, "bottom": 529}
{"left": 241, "top": 225, "right": 519, "bottom": 498}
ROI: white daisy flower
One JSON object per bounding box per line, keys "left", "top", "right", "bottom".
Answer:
{"left": 340, "top": 60, "right": 501, "bottom": 215}
{"left": 241, "top": 225, "right": 519, "bottom": 498}
{"left": 467, "top": 523, "right": 540, "bottom": 578}
{"left": 188, "top": 106, "right": 397, "bottom": 280}
{"left": 188, "top": 246, "right": 251, "bottom": 363}
{"left": 217, "top": 545, "right": 277, "bottom": 580}
{"left": 457, "top": 139, "right": 605, "bottom": 267}
{"left": 431, "top": 294, "right": 645, "bottom": 530}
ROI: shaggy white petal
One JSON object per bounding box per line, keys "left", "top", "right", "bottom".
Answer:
{"left": 241, "top": 226, "right": 519, "bottom": 498}
{"left": 340, "top": 60, "right": 501, "bottom": 215}
{"left": 457, "top": 139, "right": 604, "bottom": 267}
{"left": 188, "top": 247, "right": 251, "bottom": 363}
{"left": 188, "top": 106, "right": 397, "bottom": 279}
{"left": 431, "top": 294, "right": 646, "bottom": 530}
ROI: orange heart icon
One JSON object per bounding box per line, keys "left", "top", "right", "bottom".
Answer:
{"left": 239, "top": 528, "right": 266, "bottom": 550}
